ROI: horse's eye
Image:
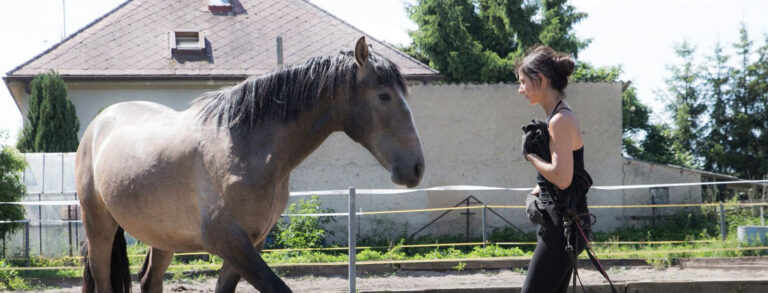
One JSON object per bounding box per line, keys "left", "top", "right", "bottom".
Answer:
{"left": 378, "top": 94, "right": 392, "bottom": 101}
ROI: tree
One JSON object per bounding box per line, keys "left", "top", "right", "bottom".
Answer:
{"left": 700, "top": 42, "right": 731, "bottom": 174}
{"left": 571, "top": 62, "right": 656, "bottom": 158}
{"left": 658, "top": 25, "right": 768, "bottom": 179}
{"left": 16, "top": 71, "right": 79, "bottom": 153}
{"left": 662, "top": 41, "right": 706, "bottom": 167}
{"left": 0, "top": 132, "right": 26, "bottom": 244}
{"left": 408, "top": 0, "right": 589, "bottom": 83}
{"left": 634, "top": 124, "right": 683, "bottom": 166}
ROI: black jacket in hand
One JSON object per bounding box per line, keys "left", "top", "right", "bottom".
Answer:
{"left": 521, "top": 119, "right": 551, "bottom": 162}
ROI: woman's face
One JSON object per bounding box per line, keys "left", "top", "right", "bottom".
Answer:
{"left": 517, "top": 73, "right": 542, "bottom": 105}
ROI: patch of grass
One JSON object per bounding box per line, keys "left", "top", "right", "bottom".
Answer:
{"left": 451, "top": 262, "right": 467, "bottom": 271}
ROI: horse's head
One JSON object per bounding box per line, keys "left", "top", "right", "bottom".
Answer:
{"left": 342, "top": 37, "right": 425, "bottom": 188}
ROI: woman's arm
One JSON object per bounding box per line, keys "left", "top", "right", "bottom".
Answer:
{"left": 525, "top": 114, "right": 575, "bottom": 190}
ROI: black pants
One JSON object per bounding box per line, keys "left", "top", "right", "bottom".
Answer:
{"left": 521, "top": 194, "right": 589, "bottom": 293}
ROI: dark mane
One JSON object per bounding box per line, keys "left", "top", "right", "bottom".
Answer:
{"left": 194, "top": 51, "right": 406, "bottom": 129}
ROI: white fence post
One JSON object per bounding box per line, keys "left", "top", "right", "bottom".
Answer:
{"left": 348, "top": 187, "right": 356, "bottom": 292}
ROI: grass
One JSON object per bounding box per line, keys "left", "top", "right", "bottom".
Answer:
{"left": 1, "top": 206, "right": 767, "bottom": 283}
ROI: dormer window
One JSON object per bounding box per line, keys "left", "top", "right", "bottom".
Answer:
{"left": 208, "top": 0, "right": 232, "bottom": 13}
{"left": 171, "top": 30, "right": 205, "bottom": 52}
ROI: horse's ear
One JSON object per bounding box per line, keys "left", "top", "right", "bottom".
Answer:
{"left": 355, "top": 37, "right": 369, "bottom": 67}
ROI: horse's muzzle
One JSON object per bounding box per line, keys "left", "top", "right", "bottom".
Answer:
{"left": 392, "top": 159, "right": 424, "bottom": 188}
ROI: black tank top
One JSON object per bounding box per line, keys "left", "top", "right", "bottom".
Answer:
{"left": 536, "top": 100, "right": 590, "bottom": 198}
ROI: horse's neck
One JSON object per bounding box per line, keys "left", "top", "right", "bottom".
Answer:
{"left": 231, "top": 102, "right": 340, "bottom": 176}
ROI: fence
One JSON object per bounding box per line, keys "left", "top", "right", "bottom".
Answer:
{"left": 3, "top": 180, "right": 768, "bottom": 292}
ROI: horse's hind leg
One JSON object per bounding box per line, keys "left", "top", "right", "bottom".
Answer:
{"left": 206, "top": 226, "right": 290, "bottom": 293}
{"left": 81, "top": 200, "right": 119, "bottom": 293}
{"left": 215, "top": 240, "right": 265, "bottom": 293}
{"left": 138, "top": 247, "right": 174, "bottom": 293}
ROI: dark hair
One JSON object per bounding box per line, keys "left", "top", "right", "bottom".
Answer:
{"left": 194, "top": 50, "right": 405, "bottom": 129}
{"left": 515, "top": 45, "right": 575, "bottom": 95}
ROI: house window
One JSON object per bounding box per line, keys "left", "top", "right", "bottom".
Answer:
{"left": 171, "top": 31, "right": 205, "bottom": 52}
{"left": 649, "top": 187, "right": 669, "bottom": 204}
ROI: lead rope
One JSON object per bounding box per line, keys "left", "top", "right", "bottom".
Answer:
{"left": 570, "top": 212, "right": 618, "bottom": 293}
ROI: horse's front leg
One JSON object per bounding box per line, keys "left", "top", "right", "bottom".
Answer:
{"left": 137, "top": 247, "right": 174, "bottom": 293}
{"left": 204, "top": 224, "right": 290, "bottom": 293}
{"left": 215, "top": 240, "right": 265, "bottom": 293}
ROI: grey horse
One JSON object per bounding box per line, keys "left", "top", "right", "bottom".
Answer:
{"left": 76, "top": 37, "right": 425, "bottom": 293}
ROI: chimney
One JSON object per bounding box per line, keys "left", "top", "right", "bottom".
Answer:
{"left": 208, "top": 0, "right": 232, "bottom": 13}
{"left": 276, "top": 36, "right": 284, "bottom": 68}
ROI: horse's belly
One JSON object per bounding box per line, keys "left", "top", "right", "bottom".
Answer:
{"left": 112, "top": 192, "right": 205, "bottom": 252}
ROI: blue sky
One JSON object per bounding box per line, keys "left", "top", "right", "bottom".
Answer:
{"left": 2, "top": 0, "right": 768, "bottom": 145}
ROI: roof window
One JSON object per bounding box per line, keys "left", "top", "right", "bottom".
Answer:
{"left": 170, "top": 30, "right": 205, "bottom": 52}
{"left": 208, "top": 0, "right": 232, "bottom": 13}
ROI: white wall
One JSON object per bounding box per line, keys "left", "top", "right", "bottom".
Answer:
{"left": 16, "top": 81, "right": 710, "bottom": 246}
{"left": 620, "top": 158, "right": 703, "bottom": 227}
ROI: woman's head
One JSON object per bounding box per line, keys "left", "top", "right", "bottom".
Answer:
{"left": 516, "top": 45, "right": 575, "bottom": 102}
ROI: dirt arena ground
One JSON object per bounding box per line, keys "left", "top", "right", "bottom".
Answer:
{"left": 37, "top": 266, "right": 768, "bottom": 292}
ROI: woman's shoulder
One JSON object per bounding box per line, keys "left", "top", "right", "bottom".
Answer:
{"left": 548, "top": 110, "right": 579, "bottom": 130}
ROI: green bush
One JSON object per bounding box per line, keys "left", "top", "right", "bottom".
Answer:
{"left": 0, "top": 132, "right": 26, "bottom": 248}
{"left": 0, "top": 259, "right": 30, "bottom": 290}
{"left": 274, "top": 196, "right": 336, "bottom": 249}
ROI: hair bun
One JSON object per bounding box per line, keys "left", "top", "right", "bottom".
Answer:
{"left": 554, "top": 55, "right": 575, "bottom": 77}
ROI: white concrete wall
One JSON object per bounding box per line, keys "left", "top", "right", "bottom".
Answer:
{"left": 290, "top": 83, "right": 625, "bottom": 242}
{"left": 16, "top": 81, "right": 710, "bottom": 246}
{"left": 620, "top": 158, "right": 703, "bottom": 227}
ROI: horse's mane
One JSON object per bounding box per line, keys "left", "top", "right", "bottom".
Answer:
{"left": 194, "top": 50, "right": 406, "bottom": 129}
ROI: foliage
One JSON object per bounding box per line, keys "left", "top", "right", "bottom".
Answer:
{"left": 656, "top": 25, "right": 768, "bottom": 178}
{"left": 0, "top": 132, "right": 26, "bottom": 240}
{"left": 0, "top": 259, "right": 30, "bottom": 290}
{"left": 660, "top": 41, "right": 706, "bottom": 168}
{"left": 16, "top": 71, "right": 79, "bottom": 153}
{"left": 274, "top": 196, "right": 336, "bottom": 249}
{"left": 407, "top": 0, "right": 589, "bottom": 83}
{"left": 592, "top": 209, "right": 720, "bottom": 242}
{"left": 451, "top": 261, "right": 467, "bottom": 271}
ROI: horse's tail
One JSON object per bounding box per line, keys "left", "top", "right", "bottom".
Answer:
{"left": 82, "top": 226, "right": 131, "bottom": 293}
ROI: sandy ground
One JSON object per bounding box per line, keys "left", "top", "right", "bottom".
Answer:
{"left": 36, "top": 266, "right": 768, "bottom": 292}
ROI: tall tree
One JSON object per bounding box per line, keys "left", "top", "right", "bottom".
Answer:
{"left": 753, "top": 35, "right": 768, "bottom": 177}
{"left": 408, "top": 0, "right": 589, "bottom": 83}
{"left": 0, "top": 132, "right": 26, "bottom": 242}
{"left": 725, "top": 26, "right": 762, "bottom": 178}
{"left": 700, "top": 42, "right": 731, "bottom": 174}
{"left": 16, "top": 71, "right": 79, "bottom": 153}
{"left": 663, "top": 41, "right": 705, "bottom": 167}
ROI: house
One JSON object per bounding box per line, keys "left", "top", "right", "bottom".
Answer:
{"left": 4, "top": 0, "right": 440, "bottom": 137}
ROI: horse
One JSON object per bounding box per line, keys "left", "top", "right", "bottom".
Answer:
{"left": 76, "top": 37, "right": 425, "bottom": 293}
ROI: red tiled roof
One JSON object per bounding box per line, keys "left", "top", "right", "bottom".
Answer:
{"left": 6, "top": 0, "right": 438, "bottom": 80}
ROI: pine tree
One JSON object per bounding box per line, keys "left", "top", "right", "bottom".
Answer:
{"left": 700, "top": 42, "right": 731, "bottom": 174}
{"left": 16, "top": 71, "right": 79, "bottom": 153}
{"left": 663, "top": 41, "right": 705, "bottom": 167}
{"left": 727, "top": 26, "right": 761, "bottom": 178}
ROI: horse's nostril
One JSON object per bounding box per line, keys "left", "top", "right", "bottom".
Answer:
{"left": 414, "top": 162, "right": 424, "bottom": 178}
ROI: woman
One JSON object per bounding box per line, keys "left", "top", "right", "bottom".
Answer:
{"left": 517, "top": 45, "right": 594, "bottom": 293}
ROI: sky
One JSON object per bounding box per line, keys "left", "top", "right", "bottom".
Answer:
{"left": 2, "top": 0, "right": 768, "bottom": 145}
